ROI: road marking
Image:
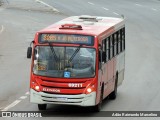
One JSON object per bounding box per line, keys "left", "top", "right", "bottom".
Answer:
{"left": 113, "top": 12, "right": 119, "bottom": 15}
{"left": 135, "top": 3, "right": 142, "bottom": 6}
{"left": 35, "top": 0, "right": 59, "bottom": 12}
{"left": 0, "top": 92, "right": 30, "bottom": 111}
{"left": 151, "top": 8, "right": 157, "bottom": 11}
{"left": 0, "top": 25, "right": 4, "bottom": 34}
{"left": 88, "top": 2, "right": 95, "bottom": 5}
{"left": 102, "top": 7, "right": 109, "bottom": 11}
{"left": 19, "top": 96, "right": 27, "bottom": 100}
{"left": 1, "top": 100, "right": 21, "bottom": 111}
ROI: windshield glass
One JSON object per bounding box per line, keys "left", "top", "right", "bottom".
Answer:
{"left": 33, "top": 46, "right": 96, "bottom": 78}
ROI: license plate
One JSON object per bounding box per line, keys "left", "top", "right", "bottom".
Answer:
{"left": 56, "top": 97, "right": 67, "bottom": 101}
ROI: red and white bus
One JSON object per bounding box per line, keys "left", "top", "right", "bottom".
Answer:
{"left": 27, "top": 15, "right": 125, "bottom": 112}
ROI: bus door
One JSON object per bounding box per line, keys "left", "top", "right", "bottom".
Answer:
{"left": 106, "top": 36, "right": 115, "bottom": 95}
{"left": 100, "top": 38, "right": 114, "bottom": 98}
{"left": 97, "top": 48, "right": 103, "bottom": 103}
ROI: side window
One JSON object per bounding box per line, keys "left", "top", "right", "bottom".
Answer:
{"left": 118, "top": 31, "right": 121, "bottom": 54}
{"left": 122, "top": 27, "right": 125, "bottom": 51}
{"left": 110, "top": 36, "right": 113, "bottom": 59}
{"left": 112, "top": 34, "right": 115, "bottom": 57}
{"left": 113, "top": 33, "right": 117, "bottom": 56}
{"left": 106, "top": 38, "right": 110, "bottom": 61}
{"left": 120, "top": 29, "right": 123, "bottom": 52}
{"left": 116, "top": 32, "right": 118, "bottom": 54}
{"left": 102, "top": 39, "right": 106, "bottom": 62}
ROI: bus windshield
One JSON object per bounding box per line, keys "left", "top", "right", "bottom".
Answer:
{"left": 33, "top": 46, "right": 96, "bottom": 78}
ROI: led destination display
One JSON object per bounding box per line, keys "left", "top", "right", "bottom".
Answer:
{"left": 39, "top": 34, "right": 94, "bottom": 45}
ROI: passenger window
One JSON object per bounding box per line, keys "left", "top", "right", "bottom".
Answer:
{"left": 113, "top": 33, "right": 117, "bottom": 56}
{"left": 106, "top": 38, "right": 110, "bottom": 61}
{"left": 122, "top": 27, "right": 125, "bottom": 50}
{"left": 102, "top": 39, "right": 106, "bottom": 62}
{"left": 112, "top": 34, "right": 115, "bottom": 57}
{"left": 120, "top": 29, "right": 123, "bottom": 52}
{"left": 116, "top": 32, "right": 118, "bottom": 54}
{"left": 118, "top": 31, "right": 121, "bottom": 54}
{"left": 110, "top": 36, "right": 113, "bottom": 59}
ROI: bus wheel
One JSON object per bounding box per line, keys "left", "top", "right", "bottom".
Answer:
{"left": 93, "top": 87, "right": 103, "bottom": 112}
{"left": 38, "top": 104, "right": 47, "bottom": 110}
{"left": 109, "top": 75, "right": 118, "bottom": 100}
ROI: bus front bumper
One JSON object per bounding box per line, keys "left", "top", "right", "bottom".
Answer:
{"left": 30, "top": 89, "right": 96, "bottom": 106}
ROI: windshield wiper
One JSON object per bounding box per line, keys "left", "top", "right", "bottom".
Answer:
{"left": 48, "top": 42, "right": 59, "bottom": 62}
{"left": 68, "top": 45, "right": 82, "bottom": 62}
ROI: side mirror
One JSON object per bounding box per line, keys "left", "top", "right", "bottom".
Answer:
{"left": 27, "top": 47, "right": 32, "bottom": 58}
{"left": 27, "top": 40, "right": 34, "bottom": 59}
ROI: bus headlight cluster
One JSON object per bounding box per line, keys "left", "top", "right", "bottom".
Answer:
{"left": 31, "top": 79, "right": 41, "bottom": 92}
{"left": 87, "top": 88, "right": 92, "bottom": 93}
{"left": 35, "top": 86, "right": 40, "bottom": 91}
{"left": 86, "top": 85, "right": 95, "bottom": 94}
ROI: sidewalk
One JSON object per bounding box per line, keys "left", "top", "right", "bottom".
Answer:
{"left": 0, "top": 0, "right": 58, "bottom": 13}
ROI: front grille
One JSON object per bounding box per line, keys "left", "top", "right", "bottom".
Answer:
{"left": 38, "top": 78, "right": 90, "bottom": 94}
{"left": 42, "top": 91, "right": 83, "bottom": 95}
{"left": 41, "top": 94, "right": 84, "bottom": 104}
{"left": 42, "top": 100, "right": 82, "bottom": 103}
{"left": 41, "top": 95, "right": 84, "bottom": 99}
{"left": 41, "top": 85, "right": 85, "bottom": 89}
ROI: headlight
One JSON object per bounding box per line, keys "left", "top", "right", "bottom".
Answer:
{"left": 85, "top": 84, "right": 95, "bottom": 94}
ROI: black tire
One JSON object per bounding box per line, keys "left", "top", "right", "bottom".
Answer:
{"left": 109, "top": 75, "right": 118, "bottom": 100}
{"left": 93, "top": 87, "right": 103, "bottom": 112}
{"left": 38, "top": 104, "right": 47, "bottom": 110}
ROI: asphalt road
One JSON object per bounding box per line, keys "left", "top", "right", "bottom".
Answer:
{"left": 0, "top": 0, "right": 160, "bottom": 119}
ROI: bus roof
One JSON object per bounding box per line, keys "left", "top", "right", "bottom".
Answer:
{"left": 38, "top": 15, "right": 125, "bottom": 37}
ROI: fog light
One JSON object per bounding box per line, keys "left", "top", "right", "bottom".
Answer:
{"left": 35, "top": 86, "right": 40, "bottom": 90}
{"left": 87, "top": 88, "right": 92, "bottom": 93}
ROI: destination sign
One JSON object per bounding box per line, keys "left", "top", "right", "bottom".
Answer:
{"left": 39, "top": 34, "right": 94, "bottom": 46}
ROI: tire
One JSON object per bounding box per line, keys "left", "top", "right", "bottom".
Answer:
{"left": 93, "top": 87, "right": 103, "bottom": 112}
{"left": 38, "top": 104, "right": 47, "bottom": 110}
{"left": 109, "top": 75, "right": 118, "bottom": 100}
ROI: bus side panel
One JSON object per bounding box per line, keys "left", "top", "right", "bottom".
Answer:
{"left": 103, "top": 59, "right": 114, "bottom": 98}
{"left": 117, "top": 51, "right": 125, "bottom": 86}
{"left": 102, "top": 63, "right": 109, "bottom": 99}
{"left": 96, "top": 69, "right": 103, "bottom": 105}
{"left": 111, "top": 57, "right": 117, "bottom": 92}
